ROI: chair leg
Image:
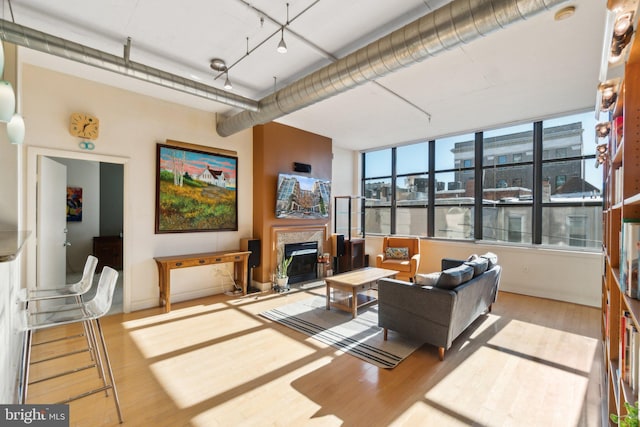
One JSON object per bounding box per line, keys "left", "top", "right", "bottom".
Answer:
{"left": 19, "top": 329, "right": 33, "bottom": 404}
{"left": 438, "top": 347, "right": 445, "bottom": 361}
{"left": 383, "top": 328, "right": 388, "bottom": 341}
{"left": 77, "top": 296, "right": 97, "bottom": 363}
{"left": 87, "top": 319, "right": 109, "bottom": 396}
{"left": 94, "top": 318, "right": 124, "bottom": 424}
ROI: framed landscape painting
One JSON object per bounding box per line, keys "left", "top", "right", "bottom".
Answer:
{"left": 155, "top": 141, "right": 238, "bottom": 233}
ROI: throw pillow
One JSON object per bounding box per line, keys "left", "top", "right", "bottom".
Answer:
{"left": 464, "top": 257, "right": 489, "bottom": 277}
{"left": 480, "top": 252, "right": 498, "bottom": 270}
{"left": 385, "top": 247, "right": 409, "bottom": 260}
{"left": 436, "top": 264, "right": 474, "bottom": 290}
{"left": 415, "top": 272, "right": 441, "bottom": 286}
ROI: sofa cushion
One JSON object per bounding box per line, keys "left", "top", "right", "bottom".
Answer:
{"left": 436, "top": 264, "right": 474, "bottom": 290}
{"left": 464, "top": 257, "right": 489, "bottom": 277}
{"left": 385, "top": 247, "right": 409, "bottom": 260}
{"left": 415, "top": 272, "right": 441, "bottom": 286}
{"left": 480, "top": 252, "right": 498, "bottom": 270}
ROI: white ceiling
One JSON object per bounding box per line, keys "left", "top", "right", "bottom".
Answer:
{"left": 9, "top": 0, "right": 606, "bottom": 150}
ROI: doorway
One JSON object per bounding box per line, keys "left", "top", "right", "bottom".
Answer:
{"left": 26, "top": 147, "right": 129, "bottom": 313}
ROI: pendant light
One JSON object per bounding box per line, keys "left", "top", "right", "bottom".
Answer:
{"left": 277, "top": 28, "right": 287, "bottom": 54}
{"left": 277, "top": 3, "right": 289, "bottom": 54}
{"left": 0, "top": 79, "right": 15, "bottom": 122}
{"left": 224, "top": 72, "right": 233, "bottom": 90}
{"left": 7, "top": 113, "right": 24, "bottom": 144}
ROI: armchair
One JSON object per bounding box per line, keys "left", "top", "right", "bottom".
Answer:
{"left": 375, "top": 236, "right": 421, "bottom": 282}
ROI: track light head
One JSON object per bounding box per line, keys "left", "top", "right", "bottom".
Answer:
{"left": 277, "top": 28, "right": 287, "bottom": 53}
{"left": 224, "top": 73, "right": 233, "bottom": 90}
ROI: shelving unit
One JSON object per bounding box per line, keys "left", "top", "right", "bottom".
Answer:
{"left": 333, "top": 196, "right": 365, "bottom": 273}
{"left": 602, "top": 2, "right": 640, "bottom": 423}
{"left": 333, "top": 195, "right": 364, "bottom": 239}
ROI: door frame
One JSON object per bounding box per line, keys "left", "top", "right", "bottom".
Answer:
{"left": 26, "top": 146, "right": 131, "bottom": 312}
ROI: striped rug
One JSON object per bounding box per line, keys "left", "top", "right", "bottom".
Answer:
{"left": 260, "top": 295, "right": 422, "bottom": 368}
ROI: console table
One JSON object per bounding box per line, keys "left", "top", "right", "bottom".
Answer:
{"left": 154, "top": 250, "right": 251, "bottom": 312}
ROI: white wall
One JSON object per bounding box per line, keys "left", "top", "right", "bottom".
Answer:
{"left": 365, "top": 235, "right": 603, "bottom": 307}
{"left": 20, "top": 64, "right": 253, "bottom": 312}
{"left": 53, "top": 158, "right": 100, "bottom": 273}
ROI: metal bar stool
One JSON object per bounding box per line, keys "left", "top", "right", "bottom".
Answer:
{"left": 20, "top": 255, "right": 101, "bottom": 370}
{"left": 20, "top": 255, "right": 99, "bottom": 303}
{"left": 19, "top": 266, "right": 123, "bottom": 423}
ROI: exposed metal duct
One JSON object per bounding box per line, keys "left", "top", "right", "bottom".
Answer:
{"left": 0, "top": 19, "right": 259, "bottom": 112}
{"left": 216, "top": 0, "right": 567, "bottom": 137}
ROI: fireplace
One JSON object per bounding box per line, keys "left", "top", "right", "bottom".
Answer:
{"left": 284, "top": 241, "right": 318, "bottom": 284}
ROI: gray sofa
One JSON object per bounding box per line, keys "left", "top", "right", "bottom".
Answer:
{"left": 377, "top": 255, "right": 501, "bottom": 360}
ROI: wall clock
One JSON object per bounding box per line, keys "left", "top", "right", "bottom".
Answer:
{"left": 69, "top": 112, "right": 99, "bottom": 140}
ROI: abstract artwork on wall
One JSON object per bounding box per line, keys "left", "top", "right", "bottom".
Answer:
{"left": 155, "top": 140, "right": 238, "bottom": 233}
{"left": 66, "top": 187, "right": 83, "bottom": 222}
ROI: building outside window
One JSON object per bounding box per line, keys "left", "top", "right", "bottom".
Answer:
{"left": 541, "top": 112, "right": 602, "bottom": 249}
{"left": 396, "top": 142, "right": 429, "bottom": 236}
{"left": 361, "top": 111, "right": 601, "bottom": 250}
{"left": 508, "top": 216, "right": 523, "bottom": 242}
{"left": 435, "top": 133, "right": 475, "bottom": 240}
{"left": 363, "top": 149, "right": 392, "bottom": 235}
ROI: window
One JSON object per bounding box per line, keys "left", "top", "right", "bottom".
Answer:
{"left": 434, "top": 133, "right": 475, "bottom": 240}
{"left": 541, "top": 112, "right": 601, "bottom": 249}
{"left": 483, "top": 123, "right": 533, "bottom": 244}
{"left": 361, "top": 111, "right": 601, "bottom": 250}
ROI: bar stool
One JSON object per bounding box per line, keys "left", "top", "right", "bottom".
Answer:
{"left": 20, "top": 255, "right": 100, "bottom": 370}
{"left": 20, "top": 255, "right": 98, "bottom": 303}
{"left": 20, "top": 266, "right": 123, "bottom": 423}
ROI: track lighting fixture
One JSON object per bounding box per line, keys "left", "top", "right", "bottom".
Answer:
{"left": 210, "top": 58, "right": 233, "bottom": 90}
{"left": 277, "top": 3, "right": 289, "bottom": 54}
{"left": 596, "top": 144, "right": 608, "bottom": 154}
{"left": 595, "top": 122, "right": 611, "bottom": 138}
{"left": 224, "top": 72, "right": 233, "bottom": 91}
{"left": 277, "top": 28, "right": 288, "bottom": 54}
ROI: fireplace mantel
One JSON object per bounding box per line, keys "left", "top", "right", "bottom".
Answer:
{"left": 271, "top": 225, "right": 329, "bottom": 278}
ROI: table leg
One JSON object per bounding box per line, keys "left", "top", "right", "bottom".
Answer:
{"left": 351, "top": 287, "right": 357, "bottom": 318}
{"left": 157, "top": 264, "right": 171, "bottom": 313}
{"left": 326, "top": 282, "right": 330, "bottom": 310}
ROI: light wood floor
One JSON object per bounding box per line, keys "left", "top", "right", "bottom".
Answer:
{"left": 25, "top": 288, "right": 603, "bottom": 426}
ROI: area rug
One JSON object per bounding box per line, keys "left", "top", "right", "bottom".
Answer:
{"left": 260, "top": 295, "right": 422, "bottom": 368}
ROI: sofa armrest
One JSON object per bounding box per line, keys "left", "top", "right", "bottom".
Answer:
{"left": 375, "top": 253, "right": 385, "bottom": 267}
{"left": 442, "top": 258, "right": 465, "bottom": 270}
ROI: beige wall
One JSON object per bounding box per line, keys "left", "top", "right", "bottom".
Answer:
{"left": 20, "top": 64, "right": 253, "bottom": 311}
{"left": 365, "top": 236, "right": 603, "bottom": 307}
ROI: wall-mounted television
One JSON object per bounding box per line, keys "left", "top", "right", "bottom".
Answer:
{"left": 276, "top": 173, "right": 331, "bottom": 219}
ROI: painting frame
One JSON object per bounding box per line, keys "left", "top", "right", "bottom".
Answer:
{"left": 155, "top": 140, "right": 238, "bottom": 234}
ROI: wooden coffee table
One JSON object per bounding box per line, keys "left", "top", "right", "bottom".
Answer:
{"left": 325, "top": 267, "right": 398, "bottom": 318}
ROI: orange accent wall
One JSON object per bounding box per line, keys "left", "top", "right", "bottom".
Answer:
{"left": 252, "top": 122, "right": 332, "bottom": 283}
